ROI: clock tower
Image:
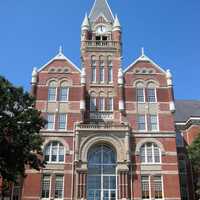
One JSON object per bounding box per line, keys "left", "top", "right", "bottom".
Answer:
{"left": 80, "top": 0, "right": 123, "bottom": 123}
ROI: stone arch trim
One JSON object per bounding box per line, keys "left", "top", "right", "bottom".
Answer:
{"left": 42, "top": 137, "right": 70, "bottom": 152}
{"left": 79, "top": 134, "right": 126, "bottom": 162}
{"left": 135, "top": 138, "right": 165, "bottom": 155}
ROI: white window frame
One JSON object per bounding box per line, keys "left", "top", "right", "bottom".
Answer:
{"left": 141, "top": 176, "right": 151, "bottom": 200}
{"left": 149, "top": 114, "right": 159, "bottom": 132}
{"left": 136, "top": 88, "right": 145, "bottom": 103}
{"left": 99, "top": 66, "right": 105, "bottom": 83}
{"left": 47, "top": 113, "right": 55, "bottom": 130}
{"left": 54, "top": 174, "right": 64, "bottom": 200}
{"left": 58, "top": 113, "right": 67, "bottom": 131}
{"left": 137, "top": 114, "right": 147, "bottom": 132}
{"left": 48, "top": 87, "right": 57, "bottom": 102}
{"left": 90, "top": 97, "right": 97, "bottom": 112}
{"left": 59, "top": 87, "right": 69, "bottom": 102}
{"left": 147, "top": 88, "right": 157, "bottom": 103}
{"left": 140, "top": 143, "right": 161, "bottom": 164}
{"left": 108, "top": 66, "right": 113, "bottom": 83}
{"left": 108, "top": 97, "right": 114, "bottom": 111}
{"left": 154, "top": 175, "right": 164, "bottom": 200}
{"left": 41, "top": 174, "right": 51, "bottom": 200}
{"left": 44, "top": 142, "right": 65, "bottom": 164}
{"left": 91, "top": 66, "right": 96, "bottom": 83}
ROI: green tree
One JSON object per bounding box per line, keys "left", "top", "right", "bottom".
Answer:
{"left": 0, "top": 76, "right": 46, "bottom": 198}
{"left": 188, "top": 134, "right": 200, "bottom": 199}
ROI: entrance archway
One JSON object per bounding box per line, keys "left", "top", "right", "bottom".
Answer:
{"left": 87, "top": 144, "right": 117, "bottom": 200}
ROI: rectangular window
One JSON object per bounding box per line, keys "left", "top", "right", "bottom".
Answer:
{"left": 108, "top": 66, "right": 113, "bottom": 82}
{"left": 141, "top": 176, "right": 150, "bottom": 199}
{"left": 58, "top": 114, "right": 67, "bottom": 130}
{"left": 55, "top": 175, "right": 64, "bottom": 199}
{"left": 99, "top": 97, "right": 105, "bottom": 111}
{"left": 147, "top": 88, "right": 156, "bottom": 102}
{"left": 137, "top": 115, "right": 146, "bottom": 131}
{"left": 41, "top": 175, "right": 50, "bottom": 199}
{"left": 176, "top": 132, "right": 184, "bottom": 147}
{"left": 99, "top": 66, "right": 104, "bottom": 82}
{"left": 47, "top": 114, "right": 54, "bottom": 130}
{"left": 154, "top": 176, "right": 163, "bottom": 199}
{"left": 90, "top": 97, "right": 96, "bottom": 112}
{"left": 147, "top": 143, "right": 153, "bottom": 163}
{"left": 149, "top": 115, "right": 158, "bottom": 131}
{"left": 48, "top": 87, "right": 56, "bottom": 101}
{"left": 91, "top": 67, "right": 96, "bottom": 83}
{"left": 108, "top": 97, "right": 113, "bottom": 111}
{"left": 60, "top": 87, "right": 69, "bottom": 101}
{"left": 136, "top": 88, "right": 145, "bottom": 102}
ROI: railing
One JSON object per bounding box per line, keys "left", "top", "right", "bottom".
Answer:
{"left": 90, "top": 111, "right": 113, "bottom": 120}
{"left": 83, "top": 40, "right": 119, "bottom": 48}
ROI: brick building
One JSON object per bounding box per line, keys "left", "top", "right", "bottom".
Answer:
{"left": 12, "top": 0, "right": 200, "bottom": 200}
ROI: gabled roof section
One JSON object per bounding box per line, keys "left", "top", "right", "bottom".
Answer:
{"left": 38, "top": 47, "right": 81, "bottom": 73}
{"left": 175, "top": 100, "right": 200, "bottom": 122}
{"left": 89, "top": 0, "right": 114, "bottom": 22}
{"left": 124, "top": 49, "right": 166, "bottom": 74}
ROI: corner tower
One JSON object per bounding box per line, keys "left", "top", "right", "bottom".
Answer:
{"left": 80, "top": 0, "right": 123, "bottom": 122}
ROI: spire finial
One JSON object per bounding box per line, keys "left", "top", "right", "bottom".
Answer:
{"left": 141, "top": 47, "right": 144, "bottom": 56}
{"left": 59, "top": 45, "right": 63, "bottom": 54}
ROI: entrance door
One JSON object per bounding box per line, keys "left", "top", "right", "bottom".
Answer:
{"left": 87, "top": 145, "right": 117, "bottom": 200}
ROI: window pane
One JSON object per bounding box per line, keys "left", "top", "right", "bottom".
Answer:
{"left": 136, "top": 88, "right": 144, "bottom": 102}
{"left": 47, "top": 114, "right": 54, "bottom": 130}
{"left": 108, "top": 97, "right": 113, "bottom": 111}
{"left": 91, "top": 67, "right": 96, "bottom": 82}
{"left": 90, "top": 97, "right": 96, "bottom": 111}
{"left": 108, "top": 66, "right": 113, "bottom": 82}
{"left": 138, "top": 115, "right": 146, "bottom": 131}
{"left": 44, "top": 145, "right": 50, "bottom": 162}
{"left": 48, "top": 87, "right": 56, "bottom": 101}
{"left": 58, "top": 114, "right": 67, "bottom": 130}
{"left": 55, "top": 175, "right": 64, "bottom": 199}
{"left": 59, "top": 145, "right": 64, "bottom": 162}
{"left": 41, "top": 175, "right": 50, "bottom": 198}
{"left": 149, "top": 115, "right": 158, "bottom": 131}
{"left": 140, "top": 146, "right": 146, "bottom": 163}
{"left": 60, "top": 87, "right": 69, "bottom": 101}
{"left": 141, "top": 176, "right": 150, "bottom": 199}
{"left": 147, "top": 88, "right": 156, "bottom": 102}
{"left": 99, "top": 97, "right": 105, "bottom": 111}
{"left": 147, "top": 144, "right": 153, "bottom": 163}
{"left": 154, "top": 176, "right": 163, "bottom": 199}
{"left": 154, "top": 146, "right": 161, "bottom": 163}
{"left": 100, "top": 66, "right": 104, "bottom": 82}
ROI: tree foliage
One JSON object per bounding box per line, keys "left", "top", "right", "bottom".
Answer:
{"left": 0, "top": 76, "right": 46, "bottom": 183}
{"left": 187, "top": 133, "right": 200, "bottom": 198}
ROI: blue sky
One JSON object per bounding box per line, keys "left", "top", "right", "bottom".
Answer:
{"left": 0, "top": 0, "right": 199, "bottom": 100}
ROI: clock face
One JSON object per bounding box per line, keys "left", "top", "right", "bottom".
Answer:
{"left": 96, "top": 25, "right": 106, "bottom": 34}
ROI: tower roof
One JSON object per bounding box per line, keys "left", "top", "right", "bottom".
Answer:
{"left": 89, "top": 0, "right": 114, "bottom": 22}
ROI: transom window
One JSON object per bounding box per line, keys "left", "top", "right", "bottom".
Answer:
{"left": 44, "top": 141, "right": 64, "bottom": 163}
{"left": 87, "top": 145, "right": 117, "bottom": 200}
{"left": 140, "top": 143, "right": 161, "bottom": 164}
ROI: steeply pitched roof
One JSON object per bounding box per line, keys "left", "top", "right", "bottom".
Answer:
{"left": 89, "top": 0, "right": 114, "bottom": 22}
{"left": 175, "top": 100, "right": 200, "bottom": 122}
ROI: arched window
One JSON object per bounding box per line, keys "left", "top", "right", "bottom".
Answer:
{"left": 44, "top": 141, "right": 64, "bottom": 163}
{"left": 91, "top": 56, "right": 96, "bottom": 66}
{"left": 87, "top": 145, "right": 117, "bottom": 200}
{"left": 59, "top": 81, "right": 69, "bottom": 101}
{"left": 48, "top": 81, "right": 57, "bottom": 101}
{"left": 147, "top": 82, "right": 157, "bottom": 103}
{"left": 107, "top": 56, "right": 113, "bottom": 83}
{"left": 140, "top": 143, "right": 161, "bottom": 164}
{"left": 136, "top": 81, "right": 145, "bottom": 102}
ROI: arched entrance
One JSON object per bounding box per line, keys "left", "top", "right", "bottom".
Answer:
{"left": 87, "top": 144, "right": 117, "bottom": 200}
